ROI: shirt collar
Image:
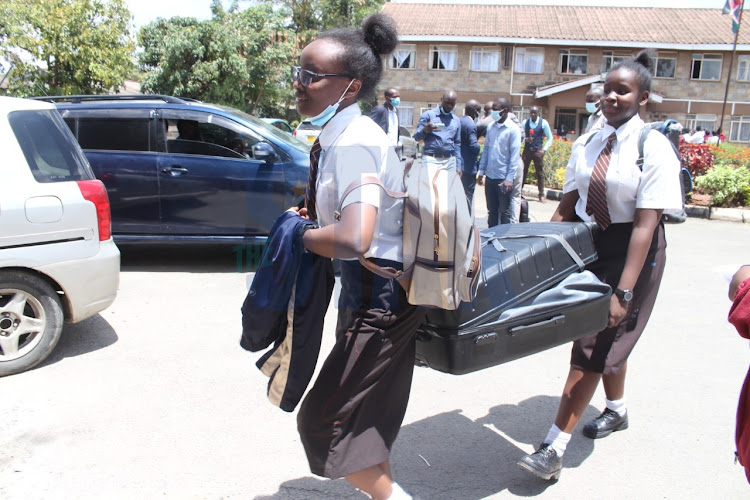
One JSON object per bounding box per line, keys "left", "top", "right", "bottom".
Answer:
{"left": 601, "top": 113, "right": 644, "bottom": 142}
{"left": 319, "top": 103, "right": 361, "bottom": 148}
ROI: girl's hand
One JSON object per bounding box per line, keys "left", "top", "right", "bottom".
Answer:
{"left": 287, "top": 206, "right": 310, "bottom": 219}
{"left": 608, "top": 294, "right": 629, "bottom": 328}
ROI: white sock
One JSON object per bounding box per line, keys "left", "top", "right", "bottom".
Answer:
{"left": 543, "top": 424, "right": 571, "bottom": 457}
{"left": 388, "top": 482, "right": 412, "bottom": 500}
{"left": 606, "top": 397, "right": 627, "bottom": 417}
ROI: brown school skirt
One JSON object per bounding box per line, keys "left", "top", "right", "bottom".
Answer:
{"left": 297, "top": 259, "right": 426, "bottom": 479}
{"left": 570, "top": 222, "right": 666, "bottom": 375}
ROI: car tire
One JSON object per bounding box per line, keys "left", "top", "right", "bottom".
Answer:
{"left": 0, "top": 271, "right": 64, "bottom": 377}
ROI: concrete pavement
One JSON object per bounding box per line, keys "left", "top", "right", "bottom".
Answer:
{"left": 0, "top": 188, "right": 749, "bottom": 499}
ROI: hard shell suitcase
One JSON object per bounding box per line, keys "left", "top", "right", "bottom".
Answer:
{"left": 415, "top": 222, "right": 612, "bottom": 375}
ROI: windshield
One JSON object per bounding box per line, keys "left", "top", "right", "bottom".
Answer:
{"left": 217, "top": 105, "right": 310, "bottom": 152}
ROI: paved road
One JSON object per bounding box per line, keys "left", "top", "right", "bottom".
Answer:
{"left": 1, "top": 189, "right": 749, "bottom": 499}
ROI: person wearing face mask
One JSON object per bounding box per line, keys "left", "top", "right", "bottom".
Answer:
{"left": 370, "top": 88, "right": 401, "bottom": 152}
{"left": 290, "top": 13, "right": 425, "bottom": 500}
{"left": 459, "top": 99, "right": 482, "bottom": 210}
{"left": 584, "top": 86, "right": 605, "bottom": 134}
{"left": 517, "top": 49, "right": 682, "bottom": 482}
{"left": 476, "top": 97, "right": 521, "bottom": 227}
{"left": 414, "top": 89, "right": 462, "bottom": 174}
{"left": 521, "top": 106, "right": 553, "bottom": 202}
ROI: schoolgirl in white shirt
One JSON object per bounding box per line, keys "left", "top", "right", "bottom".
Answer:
{"left": 518, "top": 49, "right": 682, "bottom": 481}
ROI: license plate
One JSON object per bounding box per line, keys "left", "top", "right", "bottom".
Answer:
{"left": 307, "top": 136, "right": 315, "bottom": 143}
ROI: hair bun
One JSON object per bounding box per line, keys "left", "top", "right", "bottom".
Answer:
{"left": 634, "top": 49, "right": 655, "bottom": 74}
{"left": 362, "top": 13, "right": 399, "bottom": 56}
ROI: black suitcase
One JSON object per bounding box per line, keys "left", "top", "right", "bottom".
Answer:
{"left": 415, "top": 222, "right": 611, "bottom": 375}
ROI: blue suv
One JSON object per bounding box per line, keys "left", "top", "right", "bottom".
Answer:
{"left": 33, "top": 95, "right": 311, "bottom": 246}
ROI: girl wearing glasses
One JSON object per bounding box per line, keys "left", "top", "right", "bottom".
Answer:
{"left": 292, "top": 13, "right": 424, "bottom": 500}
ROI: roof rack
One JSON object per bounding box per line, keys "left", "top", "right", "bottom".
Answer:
{"left": 28, "top": 94, "right": 192, "bottom": 104}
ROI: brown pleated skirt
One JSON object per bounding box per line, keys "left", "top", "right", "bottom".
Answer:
{"left": 570, "top": 222, "right": 667, "bottom": 375}
{"left": 297, "top": 259, "right": 425, "bottom": 479}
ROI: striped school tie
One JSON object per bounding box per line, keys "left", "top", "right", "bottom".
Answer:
{"left": 586, "top": 132, "right": 617, "bottom": 231}
{"left": 305, "top": 138, "right": 322, "bottom": 221}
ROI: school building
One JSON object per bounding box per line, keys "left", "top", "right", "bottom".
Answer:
{"left": 379, "top": 2, "right": 750, "bottom": 142}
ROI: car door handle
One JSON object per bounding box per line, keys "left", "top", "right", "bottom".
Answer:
{"left": 162, "top": 166, "right": 188, "bottom": 176}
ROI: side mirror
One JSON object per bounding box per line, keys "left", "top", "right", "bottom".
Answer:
{"left": 252, "top": 142, "right": 276, "bottom": 162}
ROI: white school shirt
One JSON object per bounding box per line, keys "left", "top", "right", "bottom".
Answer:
{"left": 563, "top": 114, "right": 682, "bottom": 224}
{"left": 315, "top": 103, "right": 405, "bottom": 262}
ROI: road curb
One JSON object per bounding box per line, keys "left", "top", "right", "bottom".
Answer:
{"left": 523, "top": 186, "right": 748, "bottom": 223}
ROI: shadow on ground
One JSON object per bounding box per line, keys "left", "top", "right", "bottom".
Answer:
{"left": 255, "top": 395, "right": 601, "bottom": 499}
{"left": 38, "top": 314, "right": 118, "bottom": 369}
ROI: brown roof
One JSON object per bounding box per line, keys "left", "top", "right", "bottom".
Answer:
{"left": 382, "top": 4, "right": 750, "bottom": 47}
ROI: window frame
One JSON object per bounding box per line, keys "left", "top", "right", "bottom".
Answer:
{"left": 737, "top": 54, "right": 750, "bottom": 82}
{"left": 397, "top": 103, "right": 414, "bottom": 127}
{"left": 429, "top": 45, "right": 458, "bottom": 71}
{"left": 558, "top": 48, "right": 588, "bottom": 75}
{"left": 652, "top": 51, "right": 678, "bottom": 79}
{"left": 514, "top": 47, "right": 545, "bottom": 74}
{"left": 470, "top": 46, "right": 501, "bottom": 73}
{"left": 691, "top": 53, "right": 723, "bottom": 81}
{"left": 389, "top": 44, "right": 416, "bottom": 70}
{"left": 685, "top": 114, "right": 717, "bottom": 134}
{"left": 601, "top": 50, "right": 630, "bottom": 73}
{"left": 730, "top": 116, "right": 750, "bottom": 143}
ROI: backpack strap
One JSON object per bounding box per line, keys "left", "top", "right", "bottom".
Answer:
{"left": 635, "top": 126, "right": 651, "bottom": 172}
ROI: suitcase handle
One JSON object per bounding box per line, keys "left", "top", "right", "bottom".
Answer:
{"left": 508, "top": 315, "right": 565, "bottom": 337}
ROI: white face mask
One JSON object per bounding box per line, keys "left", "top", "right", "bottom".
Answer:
{"left": 308, "top": 79, "right": 355, "bottom": 127}
{"left": 586, "top": 102, "right": 599, "bottom": 114}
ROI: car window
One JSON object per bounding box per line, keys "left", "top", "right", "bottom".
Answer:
{"left": 219, "top": 106, "right": 310, "bottom": 152}
{"left": 399, "top": 126, "right": 411, "bottom": 138}
{"left": 75, "top": 118, "right": 151, "bottom": 151}
{"left": 297, "top": 122, "right": 320, "bottom": 131}
{"left": 160, "top": 111, "right": 265, "bottom": 160}
{"left": 9, "top": 110, "right": 91, "bottom": 183}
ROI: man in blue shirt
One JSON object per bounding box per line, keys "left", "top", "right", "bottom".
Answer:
{"left": 477, "top": 98, "right": 521, "bottom": 226}
{"left": 522, "top": 106, "right": 553, "bottom": 202}
{"left": 459, "top": 99, "right": 481, "bottom": 210}
{"left": 414, "top": 89, "right": 462, "bottom": 173}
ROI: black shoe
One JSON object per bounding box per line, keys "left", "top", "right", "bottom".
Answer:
{"left": 517, "top": 443, "right": 562, "bottom": 481}
{"left": 582, "top": 408, "right": 629, "bottom": 439}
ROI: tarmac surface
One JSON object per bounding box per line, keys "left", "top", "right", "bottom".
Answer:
{"left": 1, "top": 185, "right": 749, "bottom": 499}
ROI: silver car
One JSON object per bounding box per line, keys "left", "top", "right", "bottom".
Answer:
{"left": 0, "top": 97, "right": 120, "bottom": 376}
{"left": 397, "top": 126, "right": 419, "bottom": 161}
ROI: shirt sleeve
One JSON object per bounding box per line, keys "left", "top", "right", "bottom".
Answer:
{"left": 478, "top": 126, "right": 491, "bottom": 176}
{"left": 333, "top": 144, "right": 383, "bottom": 211}
{"left": 563, "top": 136, "right": 586, "bottom": 194}
{"left": 543, "top": 120, "right": 554, "bottom": 151}
{"left": 636, "top": 132, "right": 683, "bottom": 210}
{"left": 454, "top": 117, "right": 463, "bottom": 171}
{"left": 507, "top": 126, "right": 521, "bottom": 182}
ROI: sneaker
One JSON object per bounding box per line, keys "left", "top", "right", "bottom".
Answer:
{"left": 582, "top": 408, "right": 629, "bottom": 439}
{"left": 517, "top": 443, "right": 562, "bottom": 480}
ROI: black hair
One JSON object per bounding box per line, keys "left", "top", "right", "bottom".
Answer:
{"left": 319, "top": 13, "right": 399, "bottom": 101}
{"left": 611, "top": 49, "right": 655, "bottom": 93}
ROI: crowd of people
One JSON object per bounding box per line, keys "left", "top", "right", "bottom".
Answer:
{"left": 682, "top": 126, "right": 726, "bottom": 145}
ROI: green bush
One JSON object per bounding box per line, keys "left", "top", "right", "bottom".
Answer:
{"left": 290, "top": 119, "right": 300, "bottom": 129}
{"left": 523, "top": 138, "right": 572, "bottom": 190}
{"left": 693, "top": 165, "right": 750, "bottom": 207}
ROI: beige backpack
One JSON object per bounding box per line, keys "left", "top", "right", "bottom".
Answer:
{"left": 336, "top": 160, "right": 481, "bottom": 310}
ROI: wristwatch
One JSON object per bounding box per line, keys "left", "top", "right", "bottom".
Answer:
{"left": 614, "top": 288, "right": 634, "bottom": 303}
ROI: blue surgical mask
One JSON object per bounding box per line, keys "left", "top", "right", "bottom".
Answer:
{"left": 390, "top": 97, "right": 400, "bottom": 107}
{"left": 309, "top": 79, "right": 355, "bottom": 127}
{"left": 473, "top": 115, "right": 479, "bottom": 124}
{"left": 439, "top": 106, "right": 451, "bottom": 116}
{"left": 491, "top": 110, "right": 501, "bottom": 121}
{"left": 586, "top": 102, "right": 598, "bottom": 114}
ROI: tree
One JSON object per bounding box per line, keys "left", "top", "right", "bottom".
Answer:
{"left": 138, "top": 2, "right": 294, "bottom": 116}
{"left": 0, "top": 0, "right": 135, "bottom": 96}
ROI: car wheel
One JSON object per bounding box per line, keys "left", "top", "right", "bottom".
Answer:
{"left": 0, "top": 271, "right": 64, "bottom": 377}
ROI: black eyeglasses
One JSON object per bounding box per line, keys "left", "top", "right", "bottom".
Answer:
{"left": 291, "top": 65, "right": 349, "bottom": 87}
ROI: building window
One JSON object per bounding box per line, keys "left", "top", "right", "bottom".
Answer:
{"left": 512, "top": 106, "right": 530, "bottom": 123}
{"left": 730, "top": 116, "right": 750, "bottom": 142}
{"left": 653, "top": 52, "right": 677, "bottom": 79}
{"left": 738, "top": 55, "right": 750, "bottom": 82}
{"left": 470, "top": 46, "right": 500, "bottom": 72}
{"left": 555, "top": 108, "right": 578, "bottom": 137}
{"left": 503, "top": 46, "right": 513, "bottom": 68}
{"left": 515, "top": 47, "right": 544, "bottom": 74}
{"left": 559, "top": 49, "right": 588, "bottom": 74}
{"left": 430, "top": 45, "right": 457, "bottom": 71}
{"left": 389, "top": 44, "right": 416, "bottom": 69}
{"left": 601, "top": 50, "right": 629, "bottom": 73}
{"left": 691, "top": 53, "right": 722, "bottom": 81}
{"left": 685, "top": 114, "right": 717, "bottom": 134}
{"left": 397, "top": 103, "right": 414, "bottom": 127}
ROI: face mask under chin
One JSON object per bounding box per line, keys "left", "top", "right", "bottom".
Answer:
{"left": 309, "top": 79, "right": 356, "bottom": 127}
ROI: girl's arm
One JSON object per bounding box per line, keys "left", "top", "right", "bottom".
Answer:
{"left": 551, "top": 190, "right": 579, "bottom": 222}
{"left": 301, "top": 202, "right": 377, "bottom": 259}
{"left": 608, "top": 207, "right": 662, "bottom": 327}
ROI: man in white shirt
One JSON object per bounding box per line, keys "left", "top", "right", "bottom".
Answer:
{"left": 369, "top": 88, "right": 400, "bottom": 151}
{"left": 690, "top": 126, "right": 706, "bottom": 144}
{"left": 584, "top": 87, "right": 605, "bottom": 134}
